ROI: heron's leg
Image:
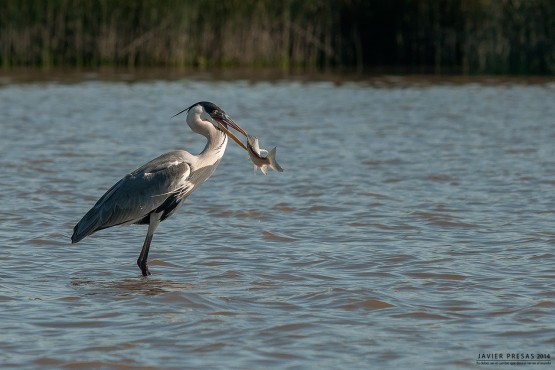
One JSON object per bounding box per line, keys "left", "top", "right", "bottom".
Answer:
{"left": 137, "top": 213, "right": 161, "bottom": 276}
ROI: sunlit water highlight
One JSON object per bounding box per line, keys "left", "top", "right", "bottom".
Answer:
{"left": 1, "top": 77, "right": 554, "bottom": 369}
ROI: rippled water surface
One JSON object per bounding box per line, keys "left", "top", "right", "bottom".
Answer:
{"left": 1, "top": 76, "right": 555, "bottom": 369}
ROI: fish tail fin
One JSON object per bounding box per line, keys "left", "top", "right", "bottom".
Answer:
{"left": 268, "top": 147, "right": 284, "bottom": 173}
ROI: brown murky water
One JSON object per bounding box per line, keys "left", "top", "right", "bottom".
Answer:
{"left": 1, "top": 75, "right": 554, "bottom": 369}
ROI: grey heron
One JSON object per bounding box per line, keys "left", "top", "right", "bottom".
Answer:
{"left": 71, "top": 101, "right": 248, "bottom": 276}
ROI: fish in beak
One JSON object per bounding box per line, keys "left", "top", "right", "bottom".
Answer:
{"left": 246, "top": 135, "right": 283, "bottom": 174}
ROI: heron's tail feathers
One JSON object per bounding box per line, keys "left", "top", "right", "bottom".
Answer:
{"left": 71, "top": 210, "right": 101, "bottom": 244}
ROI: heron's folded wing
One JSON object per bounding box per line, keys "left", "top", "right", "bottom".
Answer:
{"left": 72, "top": 160, "right": 191, "bottom": 243}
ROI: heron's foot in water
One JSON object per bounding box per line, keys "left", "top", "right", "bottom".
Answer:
{"left": 137, "top": 259, "right": 152, "bottom": 276}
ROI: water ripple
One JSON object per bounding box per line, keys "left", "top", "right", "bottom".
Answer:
{"left": 0, "top": 79, "right": 554, "bottom": 369}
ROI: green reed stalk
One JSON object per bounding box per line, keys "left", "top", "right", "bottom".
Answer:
{"left": 0, "top": 0, "right": 553, "bottom": 74}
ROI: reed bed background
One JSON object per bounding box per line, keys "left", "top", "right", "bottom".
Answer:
{"left": 1, "top": 0, "right": 553, "bottom": 74}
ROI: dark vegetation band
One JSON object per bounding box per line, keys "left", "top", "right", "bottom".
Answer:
{"left": 1, "top": 0, "right": 553, "bottom": 74}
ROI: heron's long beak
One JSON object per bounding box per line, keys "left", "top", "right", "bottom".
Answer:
{"left": 216, "top": 114, "right": 249, "bottom": 151}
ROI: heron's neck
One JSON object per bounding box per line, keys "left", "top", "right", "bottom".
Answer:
{"left": 199, "top": 128, "right": 228, "bottom": 162}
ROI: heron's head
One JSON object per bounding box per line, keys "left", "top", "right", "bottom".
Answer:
{"left": 173, "top": 101, "right": 248, "bottom": 150}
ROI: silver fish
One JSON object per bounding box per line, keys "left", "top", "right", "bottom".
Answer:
{"left": 247, "top": 135, "right": 283, "bottom": 175}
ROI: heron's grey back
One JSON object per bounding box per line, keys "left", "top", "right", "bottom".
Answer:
{"left": 71, "top": 152, "right": 192, "bottom": 243}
